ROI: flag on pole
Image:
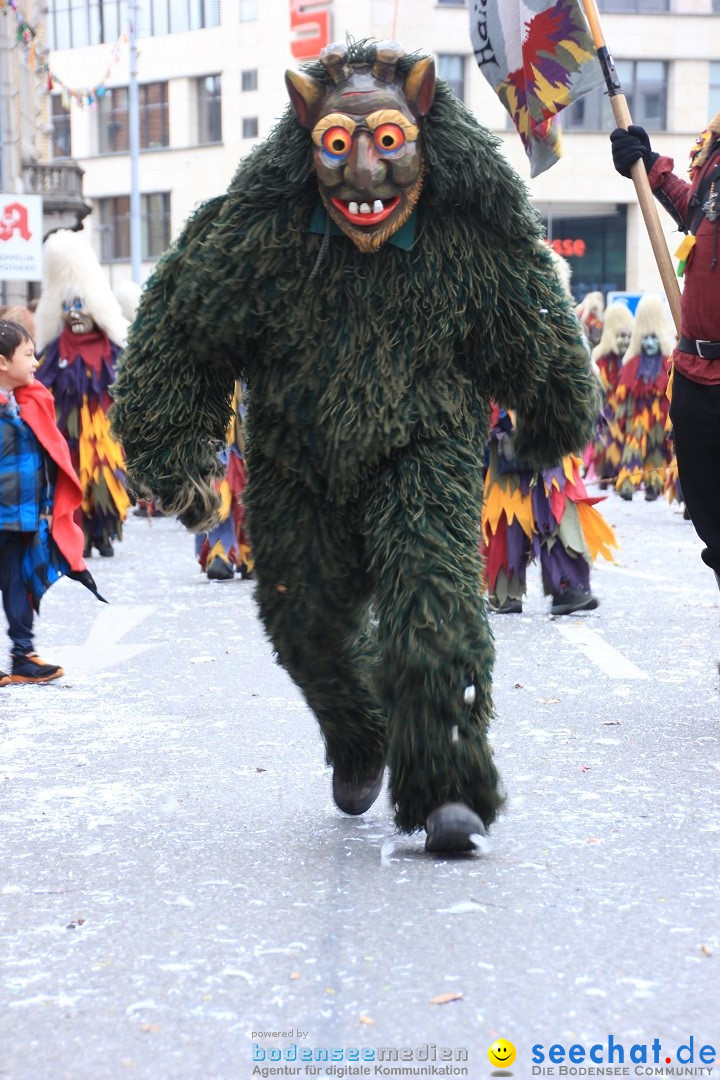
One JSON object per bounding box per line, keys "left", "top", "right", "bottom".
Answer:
{"left": 470, "top": 0, "right": 604, "bottom": 177}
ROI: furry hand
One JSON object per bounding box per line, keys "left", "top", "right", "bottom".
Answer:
{"left": 164, "top": 477, "right": 223, "bottom": 532}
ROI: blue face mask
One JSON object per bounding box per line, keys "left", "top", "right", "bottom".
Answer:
{"left": 641, "top": 333, "right": 660, "bottom": 356}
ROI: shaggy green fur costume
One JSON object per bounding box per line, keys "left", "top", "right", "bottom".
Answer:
{"left": 112, "top": 42, "right": 598, "bottom": 838}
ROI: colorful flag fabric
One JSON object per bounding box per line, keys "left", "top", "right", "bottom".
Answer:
{"left": 470, "top": 0, "right": 604, "bottom": 177}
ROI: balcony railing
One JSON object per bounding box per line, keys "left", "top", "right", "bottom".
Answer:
{"left": 22, "top": 160, "right": 86, "bottom": 199}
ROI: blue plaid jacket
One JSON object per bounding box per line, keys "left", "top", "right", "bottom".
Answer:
{"left": 0, "top": 393, "right": 56, "bottom": 531}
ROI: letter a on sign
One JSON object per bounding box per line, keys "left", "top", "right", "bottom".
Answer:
{"left": 290, "top": 0, "right": 331, "bottom": 60}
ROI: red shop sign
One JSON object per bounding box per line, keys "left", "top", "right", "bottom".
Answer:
{"left": 551, "top": 238, "right": 587, "bottom": 258}
{"left": 290, "top": 1, "right": 333, "bottom": 60}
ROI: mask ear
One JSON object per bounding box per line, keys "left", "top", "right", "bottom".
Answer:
{"left": 285, "top": 69, "right": 326, "bottom": 129}
{"left": 404, "top": 57, "right": 436, "bottom": 118}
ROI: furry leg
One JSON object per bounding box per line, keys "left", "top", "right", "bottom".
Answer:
{"left": 247, "top": 459, "right": 386, "bottom": 787}
{"left": 364, "top": 433, "right": 504, "bottom": 833}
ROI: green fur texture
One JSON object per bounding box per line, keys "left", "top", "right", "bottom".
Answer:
{"left": 112, "top": 42, "right": 599, "bottom": 832}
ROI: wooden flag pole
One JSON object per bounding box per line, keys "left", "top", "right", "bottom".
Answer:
{"left": 580, "top": 0, "right": 682, "bottom": 332}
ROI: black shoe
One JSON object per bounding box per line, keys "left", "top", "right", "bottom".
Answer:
{"left": 332, "top": 766, "right": 385, "bottom": 815}
{"left": 550, "top": 587, "right": 599, "bottom": 616}
{"left": 0, "top": 671, "right": 10, "bottom": 687}
{"left": 683, "top": 505, "right": 691, "bottom": 520}
{"left": 10, "top": 652, "right": 64, "bottom": 684}
{"left": 644, "top": 488, "right": 659, "bottom": 502}
{"left": 83, "top": 537, "right": 92, "bottom": 558}
{"left": 425, "top": 803, "right": 486, "bottom": 853}
{"left": 619, "top": 488, "right": 633, "bottom": 502}
{"left": 132, "top": 505, "right": 149, "bottom": 517}
{"left": 206, "top": 555, "right": 234, "bottom": 580}
{"left": 489, "top": 597, "right": 522, "bottom": 614}
{"left": 93, "top": 538, "right": 114, "bottom": 557}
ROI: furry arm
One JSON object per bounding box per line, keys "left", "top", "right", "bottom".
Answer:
{"left": 111, "top": 197, "right": 239, "bottom": 529}
{"left": 480, "top": 241, "right": 600, "bottom": 468}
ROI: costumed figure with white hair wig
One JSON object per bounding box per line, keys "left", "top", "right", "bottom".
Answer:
{"left": 482, "top": 252, "right": 618, "bottom": 616}
{"left": 611, "top": 294, "right": 675, "bottom": 502}
{"left": 34, "top": 230, "right": 130, "bottom": 556}
{"left": 590, "top": 301, "right": 635, "bottom": 489}
{"left": 576, "top": 290, "right": 605, "bottom": 349}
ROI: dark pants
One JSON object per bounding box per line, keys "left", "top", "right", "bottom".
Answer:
{"left": 0, "top": 531, "right": 34, "bottom": 658}
{"left": 670, "top": 371, "right": 720, "bottom": 576}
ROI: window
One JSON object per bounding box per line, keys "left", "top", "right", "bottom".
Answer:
{"left": 51, "top": 96, "right": 72, "bottom": 159}
{"left": 47, "top": 0, "right": 219, "bottom": 47}
{"left": 97, "top": 192, "right": 170, "bottom": 261}
{"left": 97, "top": 83, "right": 168, "bottom": 152}
{"left": 143, "top": 193, "right": 171, "bottom": 258}
{"left": 241, "top": 69, "right": 258, "bottom": 92}
{"left": 543, "top": 207, "right": 628, "bottom": 301}
{"left": 239, "top": 0, "right": 257, "bottom": 20}
{"left": 598, "top": 0, "right": 668, "bottom": 9}
{"left": 437, "top": 54, "right": 465, "bottom": 102}
{"left": 711, "top": 62, "right": 720, "bottom": 120}
{"left": 242, "top": 117, "right": 259, "bottom": 139}
{"left": 563, "top": 60, "right": 667, "bottom": 132}
{"left": 140, "top": 82, "right": 169, "bottom": 148}
{"left": 98, "top": 87, "right": 129, "bottom": 153}
{"left": 197, "top": 75, "right": 222, "bottom": 144}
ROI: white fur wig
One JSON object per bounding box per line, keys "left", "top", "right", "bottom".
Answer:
{"left": 114, "top": 280, "right": 142, "bottom": 324}
{"left": 34, "top": 230, "right": 130, "bottom": 352}
{"left": 592, "top": 301, "right": 634, "bottom": 363}
{"left": 624, "top": 294, "right": 676, "bottom": 361}
{"left": 575, "top": 290, "right": 605, "bottom": 326}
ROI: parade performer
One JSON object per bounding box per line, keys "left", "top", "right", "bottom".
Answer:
{"left": 576, "top": 291, "right": 605, "bottom": 348}
{"left": 611, "top": 117, "right": 720, "bottom": 589}
{"left": 590, "top": 301, "right": 634, "bottom": 489}
{"left": 482, "top": 253, "right": 617, "bottom": 616}
{"left": 611, "top": 294, "right": 675, "bottom": 502}
{"left": 482, "top": 406, "right": 617, "bottom": 616}
{"left": 1, "top": 320, "right": 104, "bottom": 685}
{"left": 195, "top": 382, "right": 252, "bottom": 580}
{"left": 34, "top": 231, "right": 130, "bottom": 558}
{"left": 112, "top": 41, "right": 599, "bottom": 852}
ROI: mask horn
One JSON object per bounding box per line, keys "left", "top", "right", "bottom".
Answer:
{"left": 320, "top": 42, "right": 353, "bottom": 85}
{"left": 285, "top": 69, "right": 325, "bottom": 129}
{"left": 404, "top": 56, "right": 436, "bottom": 117}
{"left": 372, "top": 40, "right": 405, "bottom": 83}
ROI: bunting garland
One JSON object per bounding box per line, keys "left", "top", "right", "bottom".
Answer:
{"left": 1, "top": 0, "right": 127, "bottom": 109}
{"left": 48, "top": 33, "right": 128, "bottom": 109}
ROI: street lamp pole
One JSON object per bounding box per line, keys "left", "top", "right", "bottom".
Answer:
{"left": 128, "top": 0, "right": 141, "bottom": 284}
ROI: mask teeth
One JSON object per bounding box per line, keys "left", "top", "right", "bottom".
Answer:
{"left": 372, "top": 40, "right": 405, "bottom": 84}
{"left": 319, "top": 43, "right": 353, "bottom": 85}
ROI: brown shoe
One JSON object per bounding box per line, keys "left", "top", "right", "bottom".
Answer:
{"left": 0, "top": 671, "right": 10, "bottom": 687}
{"left": 10, "top": 653, "right": 64, "bottom": 684}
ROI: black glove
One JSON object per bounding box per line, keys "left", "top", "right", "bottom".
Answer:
{"left": 610, "top": 125, "right": 659, "bottom": 179}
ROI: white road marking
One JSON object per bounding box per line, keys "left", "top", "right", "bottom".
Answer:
{"left": 554, "top": 620, "right": 649, "bottom": 680}
{"left": 54, "top": 604, "right": 157, "bottom": 677}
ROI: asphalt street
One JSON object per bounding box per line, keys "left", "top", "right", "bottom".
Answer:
{"left": 1, "top": 492, "right": 719, "bottom": 1080}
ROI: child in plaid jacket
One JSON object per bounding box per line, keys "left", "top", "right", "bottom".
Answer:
{"left": 0, "top": 320, "right": 87, "bottom": 685}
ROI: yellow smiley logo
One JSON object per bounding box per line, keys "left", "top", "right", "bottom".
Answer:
{"left": 488, "top": 1039, "right": 516, "bottom": 1068}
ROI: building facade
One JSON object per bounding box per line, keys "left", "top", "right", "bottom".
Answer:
{"left": 45, "top": 0, "right": 720, "bottom": 299}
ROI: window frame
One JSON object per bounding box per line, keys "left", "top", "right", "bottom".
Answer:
{"left": 97, "top": 191, "right": 171, "bottom": 262}
{"left": 196, "top": 74, "right": 223, "bottom": 145}
{"left": 561, "top": 59, "right": 668, "bottom": 133}
{"left": 436, "top": 53, "right": 466, "bottom": 103}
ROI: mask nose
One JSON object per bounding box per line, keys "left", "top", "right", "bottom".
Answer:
{"left": 346, "top": 131, "right": 387, "bottom": 193}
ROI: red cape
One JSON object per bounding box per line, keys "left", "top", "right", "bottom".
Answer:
{"left": 11, "top": 380, "right": 87, "bottom": 572}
